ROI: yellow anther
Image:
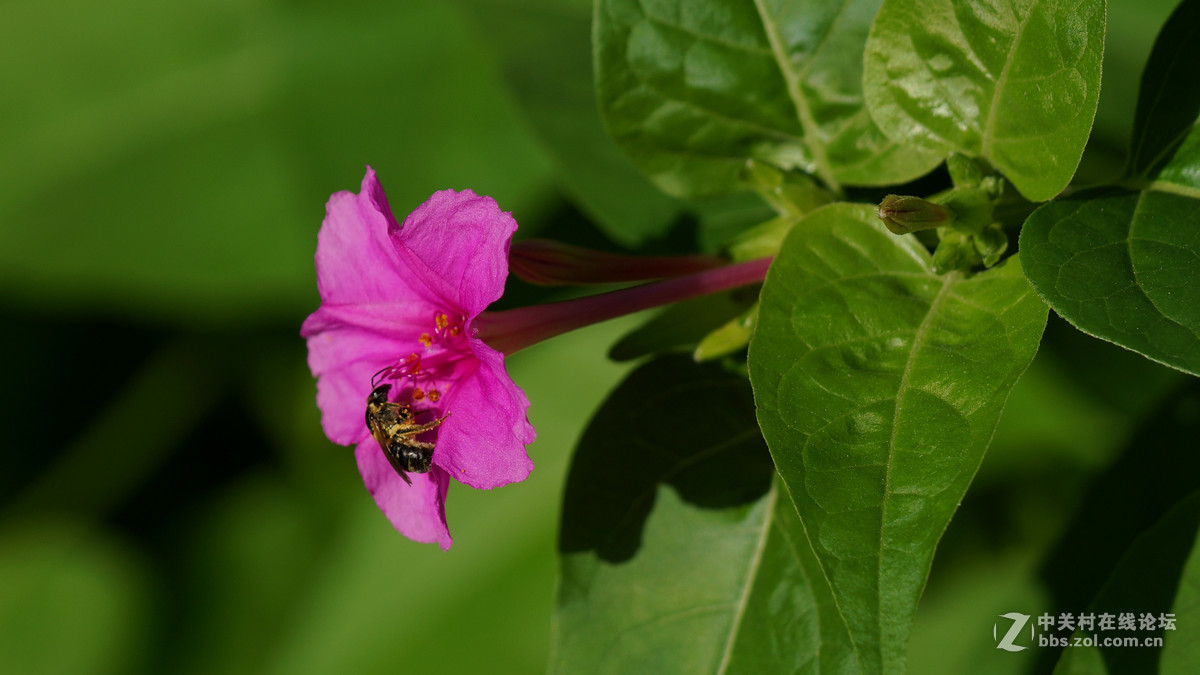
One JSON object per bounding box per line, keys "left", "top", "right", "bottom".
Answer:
{"left": 428, "top": 389, "right": 441, "bottom": 402}
{"left": 419, "top": 333, "right": 433, "bottom": 347}
{"left": 435, "top": 313, "right": 449, "bottom": 330}
{"left": 412, "top": 388, "right": 425, "bottom": 401}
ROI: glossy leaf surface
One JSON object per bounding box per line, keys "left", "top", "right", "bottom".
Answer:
{"left": 1020, "top": 190, "right": 1200, "bottom": 375}
{"left": 594, "top": 0, "right": 941, "bottom": 198}
{"left": 749, "top": 204, "right": 1047, "bottom": 672}
{"left": 863, "top": 0, "right": 1105, "bottom": 201}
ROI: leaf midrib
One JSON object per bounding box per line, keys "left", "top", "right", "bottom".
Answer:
{"left": 714, "top": 486, "right": 777, "bottom": 674}
{"left": 981, "top": 0, "right": 1039, "bottom": 158}
{"left": 752, "top": 0, "right": 840, "bottom": 192}
{"left": 877, "top": 271, "right": 957, "bottom": 669}
{"left": 1125, "top": 191, "right": 1200, "bottom": 343}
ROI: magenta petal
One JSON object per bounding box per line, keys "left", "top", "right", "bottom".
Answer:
{"left": 356, "top": 440, "right": 453, "bottom": 550}
{"left": 433, "top": 340, "right": 535, "bottom": 489}
{"left": 302, "top": 305, "right": 426, "bottom": 446}
{"left": 304, "top": 171, "right": 537, "bottom": 549}
{"left": 315, "top": 167, "right": 438, "bottom": 307}
{"left": 392, "top": 189, "right": 517, "bottom": 317}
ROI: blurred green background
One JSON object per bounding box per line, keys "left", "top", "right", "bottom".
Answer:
{"left": 0, "top": 1, "right": 642, "bottom": 672}
{"left": 0, "top": 0, "right": 1192, "bottom": 673}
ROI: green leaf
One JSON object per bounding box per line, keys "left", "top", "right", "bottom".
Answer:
{"left": 863, "top": 0, "right": 1106, "bottom": 201}
{"left": 1022, "top": 3, "right": 1200, "bottom": 377}
{"left": 553, "top": 356, "right": 858, "bottom": 674}
{"left": 593, "top": 0, "right": 941, "bottom": 199}
{"left": 457, "top": 0, "right": 682, "bottom": 247}
{"left": 1163, "top": 503, "right": 1200, "bottom": 672}
{"left": 1151, "top": 126, "right": 1200, "bottom": 197}
{"left": 1020, "top": 189, "right": 1200, "bottom": 376}
{"left": 1127, "top": 0, "right": 1200, "bottom": 199}
{"left": 748, "top": 204, "right": 1048, "bottom": 673}
{"left": 1127, "top": 0, "right": 1200, "bottom": 185}
{"left": 695, "top": 306, "right": 758, "bottom": 362}
{"left": 1051, "top": 491, "right": 1200, "bottom": 674}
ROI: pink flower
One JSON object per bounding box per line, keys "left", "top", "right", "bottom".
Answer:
{"left": 301, "top": 167, "right": 535, "bottom": 550}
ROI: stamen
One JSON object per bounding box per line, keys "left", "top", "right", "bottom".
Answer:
{"left": 395, "top": 352, "right": 421, "bottom": 375}
{"left": 372, "top": 310, "right": 472, "bottom": 413}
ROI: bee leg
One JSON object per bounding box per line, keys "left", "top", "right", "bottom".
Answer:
{"left": 407, "top": 413, "right": 450, "bottom": 435}
{"left": 406, "top": 421, "right": 443, "bottom": 435}
{"left": 397, "top": 470, "right": 413, "bottom": 486}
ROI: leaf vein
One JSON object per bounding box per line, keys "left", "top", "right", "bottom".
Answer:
{"left": 877, "top": 273, "right": 957, "bottom": 663}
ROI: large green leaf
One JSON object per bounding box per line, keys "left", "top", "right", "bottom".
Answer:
{"left": 552, "top": 356, "right": 861, "bottom": 674}
{"left": 593, "top": 0, "right": 941, "bottom": 199}
{"left": 863, "top": 0, "right": 1106, "bottom": 201}
{"left": 748, "top": 204, "right": 1048, "bottom": 673}
{"left": 1020, "top": 189, "right": 1200, "bottom": 376}
{"left": 1020, "top": 1, "right": 1200, "bottom": 376}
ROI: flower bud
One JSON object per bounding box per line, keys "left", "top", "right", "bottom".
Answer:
{"left": 877, "top": 195, "right": 956, "bottom": 235}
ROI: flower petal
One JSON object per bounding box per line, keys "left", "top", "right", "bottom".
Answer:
{"left": 392, "top": 189, "right": 517, "bottom": 317}
{"left": 315, "top": 167, "right": 439, "bottom": 307}
{"left": 433, "top": 339, "right": 535, "bottom": 489}
{"left": 356, "top": 440, "right": 452, "bottom": 550}
{"left": 302, "top": 304, "right": 427, "bottom": 446}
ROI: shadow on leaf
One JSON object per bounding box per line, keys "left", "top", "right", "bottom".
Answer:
{"left": 558, "top": 355, "right": 773, "bottom": 562}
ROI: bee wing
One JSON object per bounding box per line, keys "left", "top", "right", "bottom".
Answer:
{"left": 368, "top": 415, "right": 414, "bottom": 485}
{"left": 380, "top": 442, "right": 414, "bottom": 485}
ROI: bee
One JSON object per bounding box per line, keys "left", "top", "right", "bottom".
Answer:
{"left": 365, "top": 383, "right": 449, "bottom": 485}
